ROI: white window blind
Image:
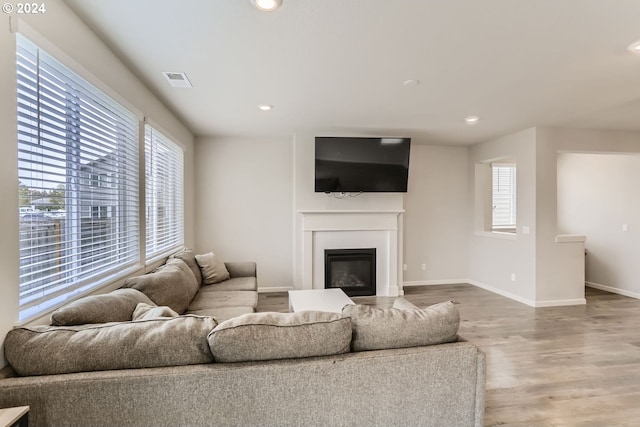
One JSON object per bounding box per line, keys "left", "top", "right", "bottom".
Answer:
{"left": 145, "top": 125, "right": 184, "bottom": 259}
{"left": 492, "top": 163, "right": 516, "bottom": 231}
{"left": 17, "top": 35, "right": 140, "bottom": 320}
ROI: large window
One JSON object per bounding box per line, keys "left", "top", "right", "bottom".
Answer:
{"left": 491, "top": 163, "right": 516, "bottom": 232}
{"left": 145, "top": 125, "right": 184, "bottom": 259}
{"left": 17, "top": 35, "right": 140, "bottom": 320}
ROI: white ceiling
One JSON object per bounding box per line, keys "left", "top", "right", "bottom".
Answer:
{"left": 63, "top": 0, "right": 640, "bottom": 145}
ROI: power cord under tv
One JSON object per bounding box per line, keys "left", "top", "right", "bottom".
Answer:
{"left": 325, "top": 191, "right": 363, "bottom": 199}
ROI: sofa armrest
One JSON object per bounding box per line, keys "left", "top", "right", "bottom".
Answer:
{"left": 225, "top": 262, "right": 256, "bottom": 278}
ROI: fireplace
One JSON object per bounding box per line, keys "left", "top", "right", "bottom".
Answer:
{"left": 324, "top": 248, "right": 376, "bottom": 297}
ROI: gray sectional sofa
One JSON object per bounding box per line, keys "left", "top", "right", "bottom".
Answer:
{"left": 0, "top": 249, "right": 486, "bottom": 427}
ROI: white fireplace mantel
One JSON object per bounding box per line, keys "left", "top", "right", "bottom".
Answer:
{"left": 298, "top": 210, "right": 404, "bottom": 296}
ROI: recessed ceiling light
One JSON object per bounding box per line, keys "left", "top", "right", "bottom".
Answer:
{"left": 403, "top": 79, "right": 420, "bottom": 87}
{"left": 465, "top": 115, "right": 480, "bottom": 125}
{"left": 627, "top": 40, "right": 640, "bottom": 53}
{"left": 258, "top": 104, "right": 273, "bottom": 111}
{"left": 251, "top": 0, "right": 282, "bottom": 12}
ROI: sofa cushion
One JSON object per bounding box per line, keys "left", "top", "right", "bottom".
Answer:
{"left": 188, "top": 290, "right": 258, "bottom": 311}
{"left": 5, "top": 316, "right": 217, "bottom": 376}
{"left": 195, "top": 252, "right": 230, "bottom": 285}
{"left": 224, "top": 261, "right": 257, "bottom": 278}
{"left": 342, "top": 301, "right": 460, "bottom": 352}
{"left": 185, "top": 306, "right": 255, "bottom": 323}
{"left": 199, "top": 277, "right": 257, "bottom": 292}
{"left": 208, "top": 311, "right": 352, "bottom": 363}
{"left": 50, "top": 289, "right": 155, "bottom": 326}
{"left": 122, "top": 258, "right": 199, "bottom": 314}
{"left": 132, "top": 303, "right": 179, "bottom": 320}
{"left": 171, "top": 248, "right": 203, "bottom": 286}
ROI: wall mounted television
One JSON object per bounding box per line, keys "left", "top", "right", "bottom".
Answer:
{"left": 315, "top": 136, "right": 411, "bottom": 193}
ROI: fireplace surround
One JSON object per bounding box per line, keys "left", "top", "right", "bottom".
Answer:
{"left": 297, "top": 210, "right": 404, "bottom": 296}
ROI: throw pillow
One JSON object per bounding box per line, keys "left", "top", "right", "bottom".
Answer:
{"left": 132, "top": 302, "right": 179, "bottom": 321}
{"left": 171, "top": 248, "right": 203, "bottom": 286}
{"left": 207, "top": 311, "right": 352, "bottom": 363}
{"left": 50, "top": 288, "right": 155, "bottom": 326}
{"left": 122, "top": 258, "right": 199, "bottom": 314}
{"left": 5, "top": 316, "right": 218, "bottom": 376}
{"left": 195, "top": 252, "right": 230, "bottom": 285}
{"left": 342, "top": 301, "right": 459, "bottom": 352}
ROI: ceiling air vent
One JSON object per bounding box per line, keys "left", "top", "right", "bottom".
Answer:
{"left": 162, "top": 71, "right": 193, "bottom": 88}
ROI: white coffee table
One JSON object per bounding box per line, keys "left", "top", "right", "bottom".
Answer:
{"left": 0, "top": 406, "right": 29, "bottom": 427}
{"left": 288, "top": 289, "right": 355, "bottom": 313}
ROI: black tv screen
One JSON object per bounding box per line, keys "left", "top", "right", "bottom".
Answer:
{"left": 315, "top": 137, "right": 411, "bottom": 193}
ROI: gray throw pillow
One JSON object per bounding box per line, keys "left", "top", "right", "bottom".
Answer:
{"left": 50, "top": 288, "right": 155, "bottom": 326}
{"left": 195, "top": 252, "right": 230, "bottom": 285}
{"left": 5, "top": 316, "right": 217, "bottom": 376}
{"left": 132, "top": 302, "right": 179, "bottom": 320}
{"left": 208, "top": 311, "right": 352, "bottom": 363}
{"left": 122, "top": 258, "right": 199, "bottom": 314}
{"left": 171, "top": 248, "right": 203, "bottom": 286}
{"left": 342, "top": 301, "right": 459, "bottom": 352}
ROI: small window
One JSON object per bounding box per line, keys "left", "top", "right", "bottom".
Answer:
{"left": 492, "top": 163, "right": 516, "bottom": 232}
{"left": 145, "top": 125, "right": 184, "bottom": 259}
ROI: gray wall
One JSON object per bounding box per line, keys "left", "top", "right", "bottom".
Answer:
{"left": 467, "top": 128, "right": 538, "bottom": 304}
{"left": 192, "top": 132, "right": 471, "bottom": 292}
{"left": 403, "top": 145, "right": 469, "bottom": 283}
{"left": 535, "top": 128, "right": 640, "bottom": 303}
{"left": 194, "top": 136, "right": 295, "bottom": 291}
{"left": 558, "top": 153, "right": 640, "bottom": 297}
{"left": 465, "top": 127, "right": 640, "bottom": 306}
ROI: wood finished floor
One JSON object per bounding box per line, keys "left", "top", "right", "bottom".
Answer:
{"left": 258, "top": 285, "right": 640, "bottom": 427}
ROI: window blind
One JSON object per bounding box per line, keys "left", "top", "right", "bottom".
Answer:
{"left": 492, "top": 163, "right": 516, "bottom": 230}
{"left": 17, "top": 35, "right": 140, "bottom": 320}
{"left": 145, "top": 125, "right": 184, "bottom": 259}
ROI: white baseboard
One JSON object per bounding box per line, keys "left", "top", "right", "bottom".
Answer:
{"left": 468, "top": 279, "right": 586, "bottom": 307}
{"left": 466, "top": 279, "right": 537, "bottom": 307}
{"left": 533, "top": 298, "right": 586, "bottom": 307}
{"left": 403, "top": 279, "right": 468, "bottom": 287}
{"left": 257, "top": 286, "right": 293, "bottom": 293}
{"left": 403, "top": 278, "right": 536, "bottom": 305}
{"left": 403, "top": 278, "right": 537, "bottom": 306}
{"left": 586, "top": 281, "right": 640, "bottom": 300}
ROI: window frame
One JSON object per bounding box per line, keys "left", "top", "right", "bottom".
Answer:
{"left": 144, "top": 123, "right": 185, "bottom": 262}
{"left": 14, "top": 31, "right": 185, "bottom": 322}
{"left": 491, "top": 162, "right": 517, "bottom": 233}
{"left": 15, "top": 31, "right": 144, "bottom": 323}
